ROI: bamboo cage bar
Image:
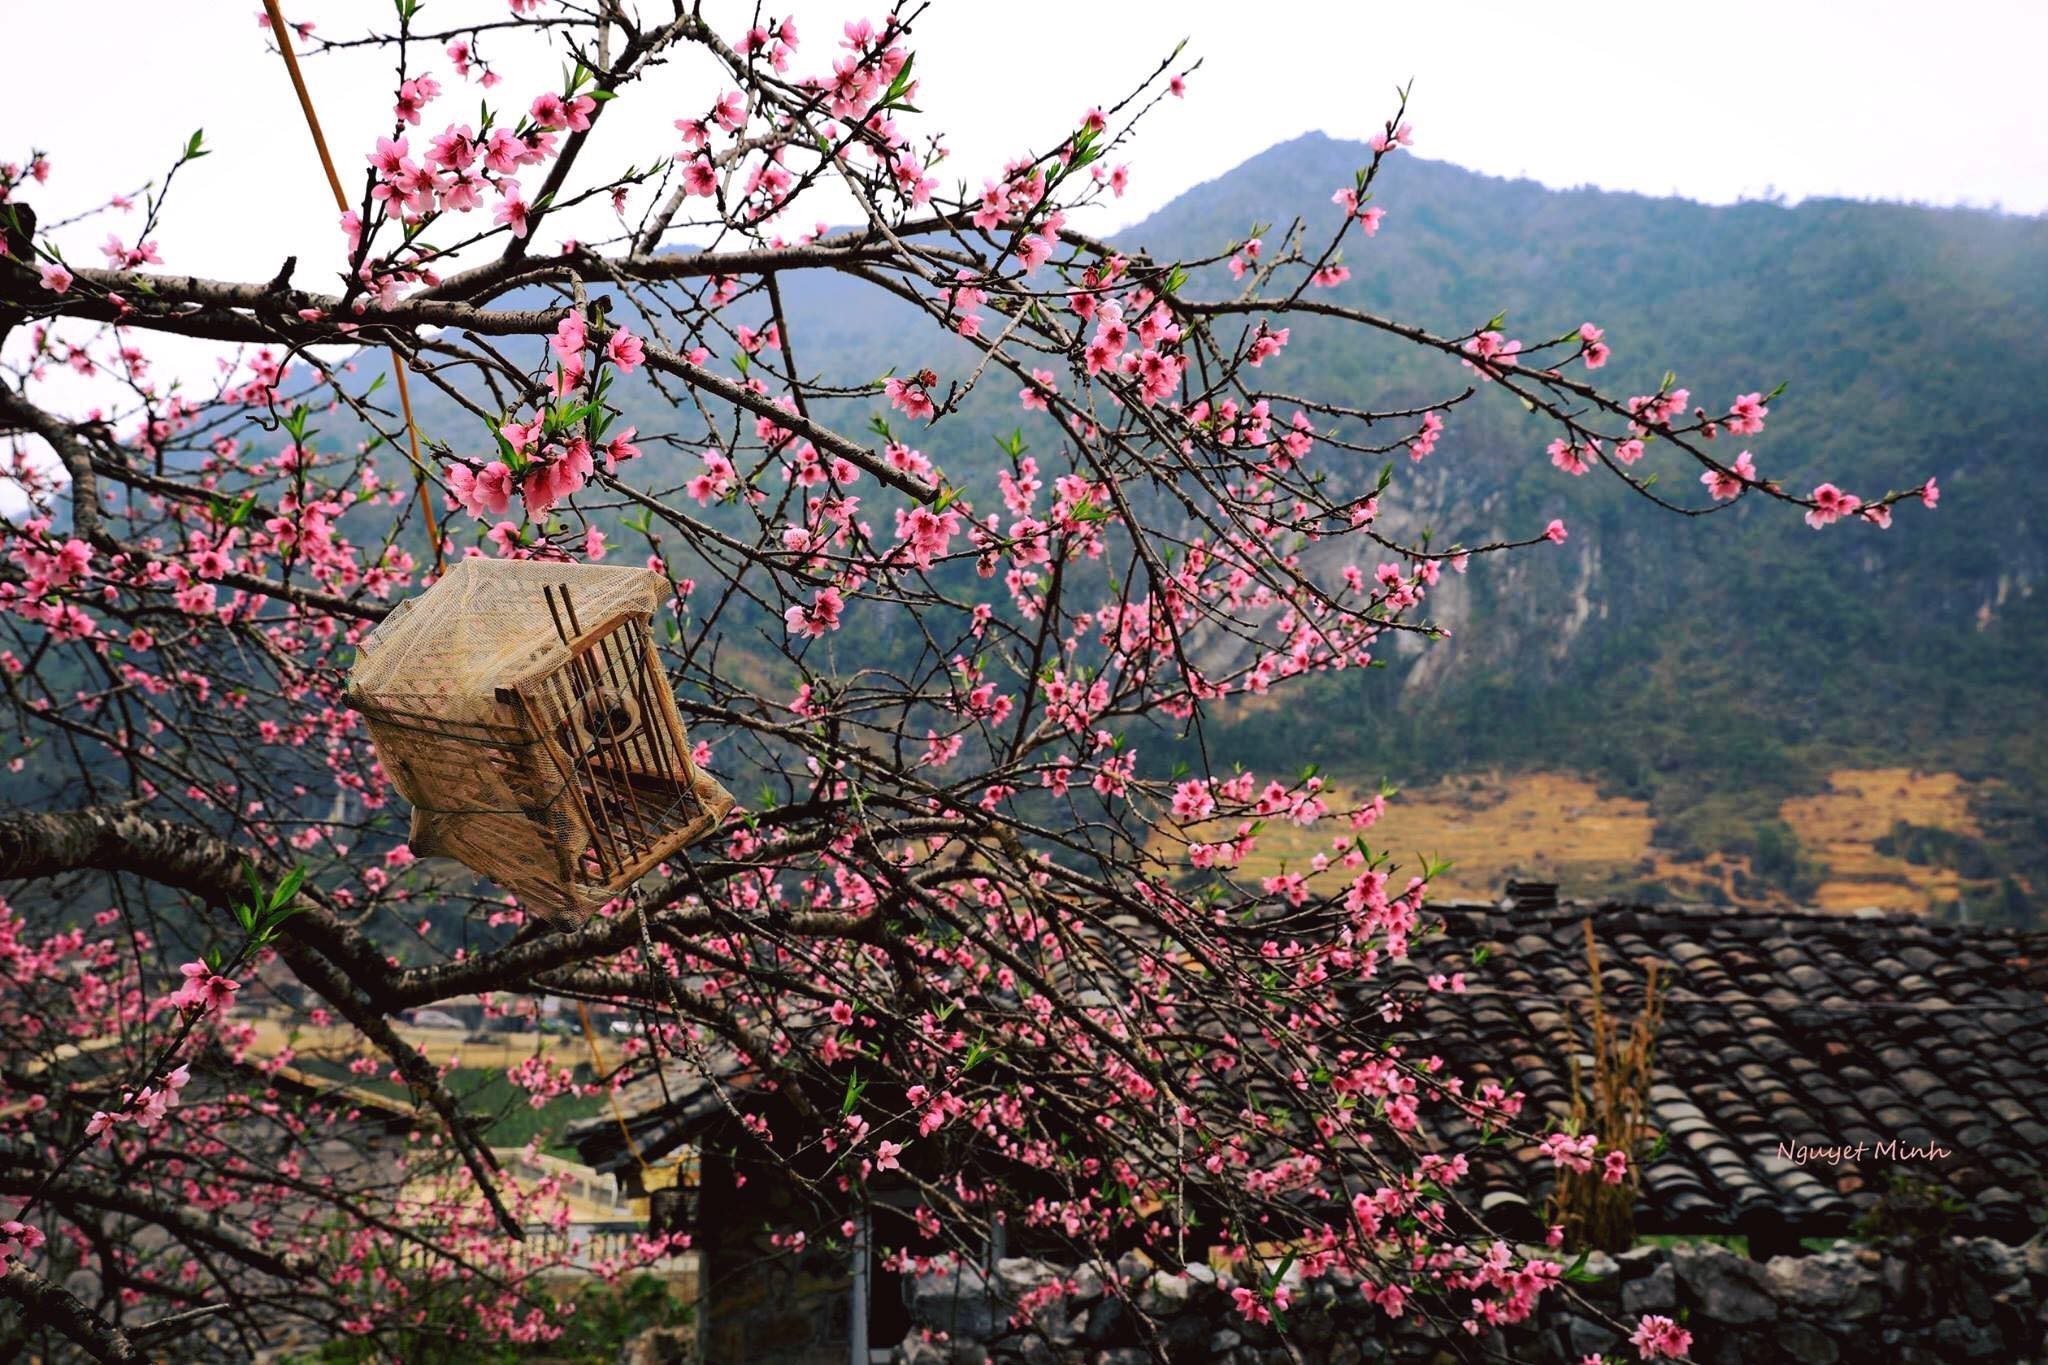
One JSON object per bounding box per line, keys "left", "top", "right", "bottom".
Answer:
{"left": 345, "top": 559, "right": 733, "bottom": 929}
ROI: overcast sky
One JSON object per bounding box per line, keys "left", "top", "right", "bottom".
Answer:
{"left": 9, "top": 0, "right": 2046, "bottom": 289}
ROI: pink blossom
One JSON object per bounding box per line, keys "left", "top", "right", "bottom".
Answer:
{"left": 446, "top": 461, "right": 514, "bottom": 519}
{"left": 1726, "top": 390, "right": 1769, "bottom": 435}
{"left": 1543, "top": 519, "right": 1568, "bottom": 544}
{"left": 1171, "top": 779, "right": 1216, "bottom": 822}
{"left": 483, "top": 128, "right": 525, "bottom": 175}
{"left": 493, "top": 188, "right": 531, "bottom": 238}
{"left": 1330, "top": 188, "right": 1385, "bottom": 235}
{"left": 785, "top": 586, "right": 846, "bottom": 639}
{"left": 1547, "top": 439, "right": 1593, "bottom": 476}
{"left": 368, "top": 135, "right": 409, "bottom": 177}
{"left": 1630, "top": 1314, "right": 1693, "bottom": 1359}
{"left": 1579, "top": 322, "right": 1610, "bottom": 368}
{"left": 170, "top": 960, "right": 239, "bottom": 1014}
{"left": 1369, "top": 121, "right": 1413, "bottom": 153}
{"left": 500, "top": 417, "right": 542, "bottom": 454}
{"left": 1019, "top": 368, "right": 1057, "bottom": 411}
{"left": 884, "top": 374, "right": 937, "bottom": 422}
{"left": 1245, "top": 324, "right": 1289, "bottom": 367}
{"left": 426, "top": 125, "right": 477, "bottom": 171}
{"left": 1538, "top": 1130, "right": 1596, "bottom": 1172}
{"left": 38, "top": 262, "right": 72, "bottom": 294}
{"left": 1804, "top": 482, "right": 1860, "bottom": 530}
{"left": 606, "top": 326, "right": 645, "bottom": 373}
{"left": 681, "top": 156, "right": 718, "bottom": 198}
{"left": 1230, "top": 1285, "right": 1271, "bottom": 1325}
{"left": 604, "top": 427, "right": 641, "bottom": 469}
{"left": 0, "top": 1218, "right": 47, "bottom": 1267}
{"left": 893, "top": 504, "right": 961, "bottom": 570}
{"left": 522, "top": 439, "right": 593, "bottom": 519}
{"left": 551, "top": 312, "right": 587, "bottom": 364}
{"left": 1701, "top": 450, "right": 1756, "bottom": 501}
{"left": 394, "top": 74, "right": 440, "bottom": 125}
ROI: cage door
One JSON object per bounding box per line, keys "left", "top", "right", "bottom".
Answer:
{"left": 524, "top": 589, "right": 704, "bottom": 891}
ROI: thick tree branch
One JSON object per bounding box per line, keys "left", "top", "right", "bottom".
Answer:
{"left": 0, "top": 1264, "right": 146, "bottom": 1364}
{"left": 0, "top": 804, "right": 393, "bottom": 1000}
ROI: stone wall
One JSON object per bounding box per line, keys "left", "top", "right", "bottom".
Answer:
{"left": 692, "top": 1151, "right": 854, "bottom": 1365}
{"left": 889, "top": 1237, "right": 2047, "bottom": 1364}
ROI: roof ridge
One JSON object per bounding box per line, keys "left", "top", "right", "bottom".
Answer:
{"left": 1430, "top": 898, "right": 2048, "bottom": 950}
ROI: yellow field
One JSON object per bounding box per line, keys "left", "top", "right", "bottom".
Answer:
{"left": 1779, "top": 767, "right": 1982, "bottom": 910}
{"left": 1154, "top": 767, "right": 1999, "bottom": 913}
{"left": 246, "top": 1016, "right": 590, "bottom": 1071}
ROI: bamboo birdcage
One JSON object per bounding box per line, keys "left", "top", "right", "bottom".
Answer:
{"left": 346, "top": 559, "right": 733, "bottom": 930}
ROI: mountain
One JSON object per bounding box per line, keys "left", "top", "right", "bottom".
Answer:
{"left": 388, "top": 134, "right": 2048, "bottom": 913}
{"left": 1104, "top": 134, "right": 2048, "bottom": 907}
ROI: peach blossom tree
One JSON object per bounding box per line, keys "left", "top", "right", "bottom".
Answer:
{"left": 0, "top": 2, "right": 1930, "bottom": 1360}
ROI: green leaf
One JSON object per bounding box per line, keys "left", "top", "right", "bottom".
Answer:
{"left": 269, "top": 864, "right": 307, "bottom": 913}
{"left": 881, "top": 52, "right": 916, "bottom": 105}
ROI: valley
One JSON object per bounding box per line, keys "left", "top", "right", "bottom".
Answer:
{"left": 1157, "top": 767, "right": 2014, "bottom": 915}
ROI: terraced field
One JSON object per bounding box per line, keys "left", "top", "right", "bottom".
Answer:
{"left": 1779, "top": 768, "right": 1984, "bottom": 910}
{"left": 1154, "top": 768, "right": 2002, "bottom": 912}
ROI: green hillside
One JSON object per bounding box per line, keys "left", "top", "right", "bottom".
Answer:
{"left": 1116, "top": 134, "right": 2048, "bottom": 912}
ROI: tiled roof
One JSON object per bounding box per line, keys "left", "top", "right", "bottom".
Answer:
{"left": 569, "top": 900, "right": 2048, "bottom": 1239}
{"left": 1401, "top": 901, "right": 2048, "bottom": 1239}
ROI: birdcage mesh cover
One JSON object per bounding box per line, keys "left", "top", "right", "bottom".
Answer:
{"left": 348, "top": 558, "right": 732, "bottom": 926}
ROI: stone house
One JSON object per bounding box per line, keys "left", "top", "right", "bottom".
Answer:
{"left": 569, "top": 896, "right": 2048, "bottom": 1362}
